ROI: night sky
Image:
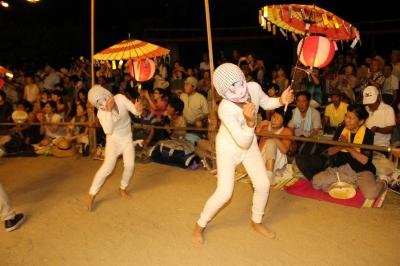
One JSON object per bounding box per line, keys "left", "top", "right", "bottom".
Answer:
{"left": 0, "top": 0, "right": 399, "bottom": 67}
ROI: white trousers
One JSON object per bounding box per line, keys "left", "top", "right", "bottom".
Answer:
{"left": 89, "top": 139, "right": 135, "bottom": 195}
{"left": 0, "top": 183, "right": 15, "bottom": 221}
{"left": 197, "top": 139, "right": 271, "bottom": 227}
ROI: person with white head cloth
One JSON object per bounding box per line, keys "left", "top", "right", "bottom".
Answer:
{"left": 192, "top": 63, "right": 294, "bottom": 244}
{"left": 86, "top": 85, "right": 142, "bottom": 211}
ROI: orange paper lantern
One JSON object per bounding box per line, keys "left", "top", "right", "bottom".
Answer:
{"left": 133, "top": 59, "right": 155, "bottom": 82}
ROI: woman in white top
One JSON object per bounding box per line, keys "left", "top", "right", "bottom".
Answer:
{"left": 86, "top": 85, "right": 142, "bottom": 211}
{"left": 192, "top": 63, "right": 293, "bottom": 244}
{"left": 23, "top": 76, "right": 40, "bottom": 104}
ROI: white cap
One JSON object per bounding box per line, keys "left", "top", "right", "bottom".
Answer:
{"left": 363, "top": 86, "right": 379, "bottom": 105}
{"left": 88, "top": 85, "right": 112, "bottom": 107}
{"left": 213, "top": 63, "right": 246, "bottom": 99}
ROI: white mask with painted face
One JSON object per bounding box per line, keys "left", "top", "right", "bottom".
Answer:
{"left": 224, "top": 80, "right": 250, "bottom": 103}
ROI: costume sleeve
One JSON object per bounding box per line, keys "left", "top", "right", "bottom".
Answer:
{"left": 119, "top": 94, "right": 141, "bottom": 116}
{"left": 97, "top": 111, "right": 114, "bottom": 135}
{"left": 219, "top": 101, "right": 255, "bottom": 149}
{"left": 253, "top": 82, "right": 282, "bottom": 110}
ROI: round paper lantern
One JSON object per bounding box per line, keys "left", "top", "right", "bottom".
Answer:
{"left": 128, "top": 60, "right": 135, "bottom": 79}
{"left": 297, "top": 36, "right": 335, "bottom": 69}
{"left": 133, "top": 58, "right": 155, "bottom": 82}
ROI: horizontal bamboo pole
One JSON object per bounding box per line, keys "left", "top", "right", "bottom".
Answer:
{"left": 0, "top": 122, "right": 394, "bottom": 153}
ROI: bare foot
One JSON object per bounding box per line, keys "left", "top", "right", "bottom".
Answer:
{"left": 119, "top": 189, "right": 132, "bottom": 199}
{"left": 251, "top": 221, "right": 276, "bottom": 239}
{"left": 192, "top": 223, "right": 205, "bottom": 244}
{"left": 86, "top": 194, "right": 96, "bottom": 211}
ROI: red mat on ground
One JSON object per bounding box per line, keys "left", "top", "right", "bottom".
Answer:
{"left": 284, "top": 179, "right": 377, "bottom": 208}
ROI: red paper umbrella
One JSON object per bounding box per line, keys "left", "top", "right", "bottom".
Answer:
{"left": 94, "top": 39, "right": 169, "bottom": 61}
{"left": 259, "top": 4, "right": 360, "bottom": 45}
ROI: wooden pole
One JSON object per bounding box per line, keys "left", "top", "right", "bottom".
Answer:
{"left": 204, "top": 0, "right": 218, "bottom": 168}
{"left": 88, "top": 0, "right": 97, "bottom": 155}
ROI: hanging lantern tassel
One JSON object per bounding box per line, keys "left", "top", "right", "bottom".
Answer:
{"left": 350, "top": 38, "right": 358, "bottom": 49}
{"left": 267, "top": 22, "right": 272, "bottom": 32}
{"left": 334, "top": 41, "right": 338, "bottom": 51}
{"left": 112, "top": 60, "right": 117, "bottom": 70}
{"left": 292, "top": 32, "right": 298, "bottom": 42}
{"left": 272, "top": 24, "right": 276, "bottom": 35}
{"left": 322, "top": 13, "right": 329, "bottom": 26}
{"left": 332, "top": 16, "right": 340, "bottom": 29}
{"left": 128, "top": 60, "right": 135, "bottom": 79}
{"left": 263, "top": 6, "right": 268, "bottom": 18}
{"left": 279, "top": 28, "right": 287, "bottom": 38}
{"left": 106, "top": 61, "right": 111, "bottom": 69}
{"left": 118, "top": 60, "right": 123, "bottom": 69}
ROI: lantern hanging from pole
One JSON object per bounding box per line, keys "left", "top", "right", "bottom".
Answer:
{"left": 297, "top": 35, "right": 335, "bottom": 69}
{"left": 133, "top": 58, "right": 156, "bottom": 82}
{"left": 127, "top": 60, "right": 135, "bottom": 79}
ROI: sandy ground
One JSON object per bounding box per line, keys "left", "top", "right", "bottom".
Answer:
{"left": 1, "top": 155, "right": 400, "bottom": 266}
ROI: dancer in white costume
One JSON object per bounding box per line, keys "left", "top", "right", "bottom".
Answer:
{"left": 86, "top": 85, "right": 142, "bottom": 211}
{"left": 192, "top": 63, "right": 293, "bottom": 244}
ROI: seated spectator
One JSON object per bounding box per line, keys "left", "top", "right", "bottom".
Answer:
{"left": 331, "top": 63, "right": 357, "bottom": 103}
{"left": 382, "top": 63, "right": 399, "bottom": 105}
{"left": 142, "top": 88, "right": 168, "bottom": 122}
{"left": 256, "top": 108, "right": 292, "bottom": 180}
{"left": 197, "top": 70, "right": 211, "bottom": 98}
{"left": 180, "top": 77, "right": 209, "bottom": 126}
{"left": 263, "top": 83, "right": 280, "bottom": 120}
{"left": 50, "top": 90, "right": 67, "bottom": 118}
{"left": 324, "top": 89, "right": 348, "bottom": 133}
{"left": 288, "top": 91, "right": 322, "bottom": 138}
{"left": 272, "top": 65, "right": 289, "bottom": 95}
{"left": 363, "top": 86, "right": 395, "bottom": 147}
{"left": 366, "top": 59, "right": 385, "bottom": 90}
{"left": 170, "top": 66, "right": 185, "bottom": 95}
{"left": 165, "top": 97, "right": 186, "bottom": 139}
{"left": 23, "top": 75, "right": 40, "bottom": 104}
{"left": 37, "top": 101, "right": 65, "bottom": 146}
{"left": 66, "top": 102, "right": 89, "bottom": 154}
{"left": 391, "top": 107, "right": 400, "bottom": 145}
{"left": 301, "top": 68, "right": 323, "bottom": 108}
{"left": 312, "top": 104, "right": 386, "bottom": 200}
{"left": 0, "top": 90, "right": 13, "bottom": 136}
{"left": 77, "top": 88, "right": 88, "bottom": 106}
{"left": 39, "top": 90, "right": 50, "bottom": 109}
{"left": 131, "top": 100, "right": 155, "bottom": 146}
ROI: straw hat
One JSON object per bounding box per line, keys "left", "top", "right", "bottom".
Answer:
{"left": 51, "top": 138, "right": 78, "bottom": 158}
{"left": 11, "top": 110, "right": 28, "bottom": 124}
{"left": 328, "top": 181, "right": 356, "bottom": 199}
